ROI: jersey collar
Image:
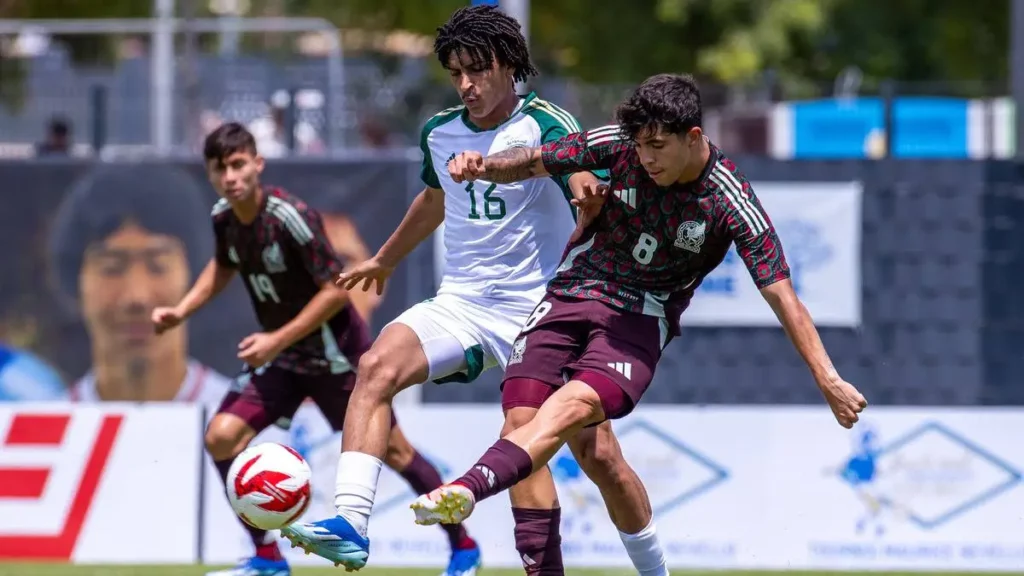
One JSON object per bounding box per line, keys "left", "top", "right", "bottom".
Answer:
{"left": 460, "top": 91, "right": 537, "bottom": 133}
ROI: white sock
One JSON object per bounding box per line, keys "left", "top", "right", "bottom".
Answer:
{"left": 619, "top": 519, "right": 669, "bottom": 576}
{"left": 333, "top": 451, "right": 383, "bottom": 538}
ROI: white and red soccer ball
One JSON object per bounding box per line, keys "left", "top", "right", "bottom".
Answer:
{"left": 227, "top": 442, "right": 312, "bottom": 530}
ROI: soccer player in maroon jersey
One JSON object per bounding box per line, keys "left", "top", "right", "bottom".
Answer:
{"left": 413, "top": 73, "right": 869, "bottom": 528}
{"left": 150, "top": 122, "right": 479, "bottom": 576}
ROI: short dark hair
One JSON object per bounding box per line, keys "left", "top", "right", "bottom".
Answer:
{"left": 48, "top": 164, "right": 214, "bottom": 306}
{"left": 203, "top": 122, "right": 257, "bottom": 161}
{"left": 434, "top": 5, "right": 539, "bottom": 84}
{"left": 615, "top": 73, "right": 703, "bottom": 141}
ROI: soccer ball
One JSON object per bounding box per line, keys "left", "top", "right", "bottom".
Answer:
{"left": 226, "top": 442, "right": 312, "bottom": 530}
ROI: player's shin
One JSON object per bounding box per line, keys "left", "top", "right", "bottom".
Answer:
{"left": 509, "top": 470, "right": 565, "bottom": 575}
{"left": 512, "top": 507, "right": 564, "bottom": 575}
{"left": 333, "top": 381, "right": 394, "bottom": 537}
{"left": 333, "top": 451, "right": 383, "bottom": 538}
{"left": 453, "top": 439, "right": 534, "bottom": 502}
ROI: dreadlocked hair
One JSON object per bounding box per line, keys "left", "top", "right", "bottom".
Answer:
{"left": 434, "top": 5, "right": 539, "bottom": 84}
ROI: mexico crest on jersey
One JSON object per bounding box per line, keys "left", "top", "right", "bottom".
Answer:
{"left": 675, "top": 220, "right": 707, "bottom": 253}
{"left": 508, "top": 337, "right": 527, "bottom": 366}
{"left": 262, "top": 242, "right": 287, "bottom": 273}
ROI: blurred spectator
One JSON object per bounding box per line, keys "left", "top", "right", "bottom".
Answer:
{"left": 359, "top": 114, "right": 392, "bottom": 148}
{"left": 35, "top": 116, "right": 71, "bottom": 157}
{"left": 48, "top": 164, "right": 232, "bottom": 403}
{"left": 249, "top": 104, "right": 288, "bottom": 158}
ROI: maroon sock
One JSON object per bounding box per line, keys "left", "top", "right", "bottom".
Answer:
{"left": 399, "top": 451, "right": 477, "bottom": 550}
{"left": 453, "top": 439, "right": 534, "bottom": 503}
{"left": 214, "top": 458, "right": 283, "bottom": 561}
{"left": 512, "top": 507, "right": 564, "bottom": 575}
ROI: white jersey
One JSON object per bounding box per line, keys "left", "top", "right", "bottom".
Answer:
{"left": 69, "top": 359, "right": 231, "bottom": 406}
{"left": 420, "top": 92, "right": 580, "bottom": 309}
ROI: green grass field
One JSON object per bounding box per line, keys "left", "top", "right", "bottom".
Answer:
{"left": 0, "top": 566, "right": 995, "bottom": 576}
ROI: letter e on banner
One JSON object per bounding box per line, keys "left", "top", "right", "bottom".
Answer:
{"left": 0, "top": 410, "right": 123, "bottom": 560}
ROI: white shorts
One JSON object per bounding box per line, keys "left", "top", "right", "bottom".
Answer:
{"left": 389, "top": 292, "right": 540, "bottom": 384}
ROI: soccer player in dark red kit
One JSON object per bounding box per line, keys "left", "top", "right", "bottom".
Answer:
{"left": 413, "top": 73, "right": 869, "bottom": 529}
{"left": 151, "top": 122, "right": 480, "bottom": 576}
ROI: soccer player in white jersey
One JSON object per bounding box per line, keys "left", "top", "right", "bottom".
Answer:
{"left": 283, "top": 7, "right": 669, "bottom": 575}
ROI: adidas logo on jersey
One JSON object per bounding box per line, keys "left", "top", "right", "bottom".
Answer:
{"left": 613, "top": 188, "right": 637, "bottom": 209}
{"left": 445, "top": 152, "right": 457, "bottom": 167}
{"left": 607, "top": 362, "right": 633, "bottom": 380}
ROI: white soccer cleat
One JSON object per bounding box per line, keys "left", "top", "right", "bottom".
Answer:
{"left": 411, "top": 483, "right": 476, "bottom": 525}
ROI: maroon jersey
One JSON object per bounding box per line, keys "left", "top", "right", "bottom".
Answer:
{"left": 212, "top": 187, "right": 360, "bottom": 375}
{"left": 540, "top": 125, "right": 790, "bottom": 333}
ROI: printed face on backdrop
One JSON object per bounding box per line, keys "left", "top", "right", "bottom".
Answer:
{"left": 78, "top": 221, "right": 190, "bottom": 360}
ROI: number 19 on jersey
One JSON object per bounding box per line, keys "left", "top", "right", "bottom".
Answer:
{"left": 248, "top": 273, "right": 281, "bottom": 304}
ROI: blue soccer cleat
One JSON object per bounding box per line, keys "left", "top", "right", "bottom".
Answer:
{"left": 280, "top": 516, "right": 370, "bottom": 571}
{"left": 442, "top": 544, "right": 482, "bottom": 576}
{"left": 206, "top": 556, "right": 290, "bottom": 576}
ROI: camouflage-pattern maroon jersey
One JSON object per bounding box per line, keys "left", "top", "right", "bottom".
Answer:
{"left": 540, "top": 125, "right": 790, "bottom": 333}
{"left": 212, "top": 187, "right": 363, "bottom": 375}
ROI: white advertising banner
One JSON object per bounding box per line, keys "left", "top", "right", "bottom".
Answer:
{"left": 203, "top": 405, "right": 1024, "bottom": 572}
{"left": 686, "top": 181, "right": 863, "bottom": 327}
{"left": 0, "top": 403, "right": 202, "bottom": 563}
{"left": 7, "top": 402, "right": 1020, "bottom": 571}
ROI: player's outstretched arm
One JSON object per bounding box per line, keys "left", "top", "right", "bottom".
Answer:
{"left": 448, "top": 148, "right": 546, "bottom": 184}
{"left": 178, "top": 259, "right": 235, "bottom": 317}
{"left": 154, "top": 258, "right": 235, "bottom": 334}
{"left": 377, "top": 186, "right": 445, "bottom": 267}
{"left": 337, "top": 186, "right": 445, "bottom": 295}
{"left": 728, "top": 179, "right": 866, "bottom": 428}
{"left": 450, "top": 128, "right": 626, "bottom": 185}
{"left": 759, "top": 280, "right": 867, "bottom": 429}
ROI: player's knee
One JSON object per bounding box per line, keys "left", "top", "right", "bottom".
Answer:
{"left": 356, "top": 351, "right": 401, "bottom": 400}
{"left": 553, "top": 383, "right": 604, "bottom": 428}
{"left": 574, "top": 426, "right": 630, "bottom": 486}
{"left": 204, "top": 416, "right": 254, "bottom": 461}
{"left": 501, "top": 406, "right": 538, "bottom": 436}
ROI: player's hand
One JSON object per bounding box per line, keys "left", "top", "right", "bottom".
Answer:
{"left": 152, "top": 306, "right": 185, "bottom": 335}
{"left": 570, "top": 179, "right": 608, "bottom": 229}
{"left": 336, "top": 255, "right": 394, "bottom": 296}
{"left": 448, "top": 151, "right": 486, "bottom": 184}
{"left": 238, "top": 332, "right": 285, "bottom": 368}
{"left": 820, "top": 378, "right": 868, "bottom": 429}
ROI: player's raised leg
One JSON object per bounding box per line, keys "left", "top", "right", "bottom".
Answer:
{"left": 206, "top": 367, "right": 306, "bottom": 576}
{"left": 413, "top": 297, "right": 663, "bottom": 522}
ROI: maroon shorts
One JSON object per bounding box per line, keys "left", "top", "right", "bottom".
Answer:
{"left": 501, "top": 294, "right": 670, "bottom": 421}
{"left": 217, "top": 365, "right": 396, "bottom": 433}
